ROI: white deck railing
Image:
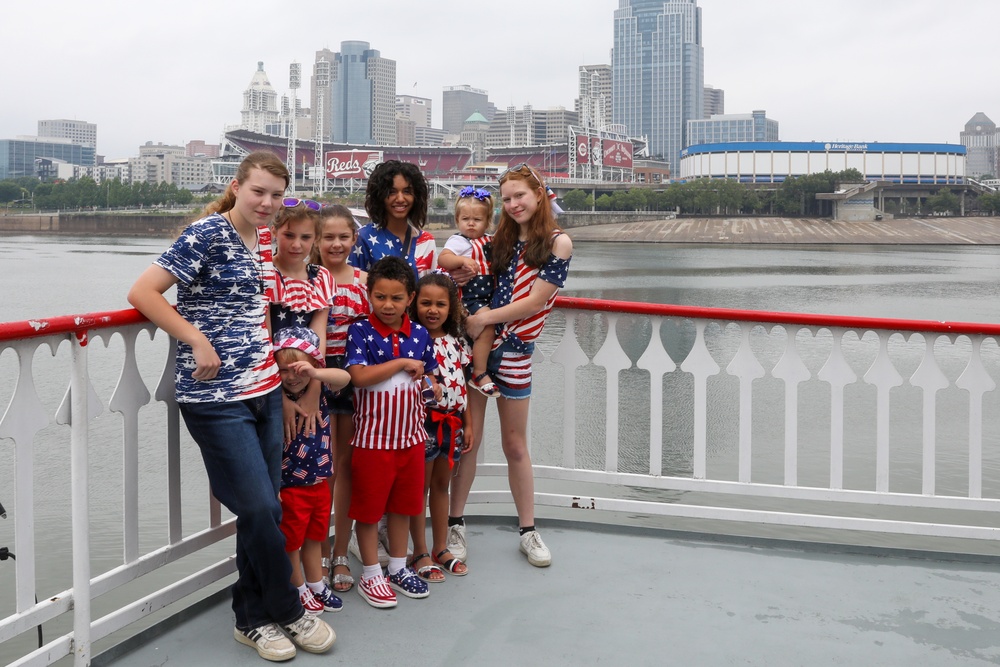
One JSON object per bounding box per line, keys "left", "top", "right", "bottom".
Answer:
{"left": 2, "top": 299, "right": 1000, "bottom": 665}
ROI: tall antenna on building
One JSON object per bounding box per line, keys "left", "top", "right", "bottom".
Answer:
{"left": 314, "top": 58, "right": 330, "bottom": 195}
{"left": 287, "top": 62, "right": 301, "bottom": 193}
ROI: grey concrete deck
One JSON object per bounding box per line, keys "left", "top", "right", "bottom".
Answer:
{"left": 94, "top": 517, "right": 1000, "bottom": 666}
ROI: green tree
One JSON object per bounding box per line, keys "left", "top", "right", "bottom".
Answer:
{"left": 0, "top": 181, "right": 21, "bottom": 203}
{"left": 926, "top": 190, "right": 959, "bottom": 214}
{"left": 432, "top": 197, "right": 446, "bottom": 210}
{"left": 717, "top": 179, "right": 745, "bottom": 214}
{"left": 561, "top": 189, "right": 590, "bottom": 211}
{"left": 595, "top": 194, "right": 614, "bottom": 211}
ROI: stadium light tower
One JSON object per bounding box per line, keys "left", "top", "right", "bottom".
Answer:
{"left": 287, "top": 62, "right": 301, "bottom": 193}
{"left": 314, "top": 59, "right": 330, "bottom": 195}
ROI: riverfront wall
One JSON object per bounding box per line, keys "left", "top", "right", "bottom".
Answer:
{"left": 0, "top": 211, "right": 669, "bottom": 238}
{"left": 6, "top": 212, "right": 1000, "bottom": 244}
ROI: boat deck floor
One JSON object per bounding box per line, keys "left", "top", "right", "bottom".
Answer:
{"left": 95, "top": 517, "right": 1000, "bottom": 666}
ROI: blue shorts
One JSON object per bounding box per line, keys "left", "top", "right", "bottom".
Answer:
{"left": 486, "top": 338, "right": 534, "bottom": 400}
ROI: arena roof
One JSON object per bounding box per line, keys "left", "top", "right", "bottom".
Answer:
{"left": 681, "top": 141, "right": 967, "bottom": 156}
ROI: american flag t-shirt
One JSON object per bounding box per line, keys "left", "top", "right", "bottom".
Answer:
{"left": 155, "top": 214, "right": 279, "bottom": 403}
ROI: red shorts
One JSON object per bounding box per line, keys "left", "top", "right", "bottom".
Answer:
{"left": 279, "top": 481, "right": 332, "bottom": 552}
{"left": 349, "top": 445, "right": 425, "bottom": 524}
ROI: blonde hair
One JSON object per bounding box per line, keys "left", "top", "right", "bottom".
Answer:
{"left": 274, "top": 347, "right": 315, "bottom": 366}
{"left": 202, "top": 151, "right": 290, "bottom": 217}
{"left": 454, "top": 195, "right": 493, "bottom": 230}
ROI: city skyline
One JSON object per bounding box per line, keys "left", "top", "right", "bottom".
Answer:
{"left": 4, "top": 0, "right": 999, "bottom": 159}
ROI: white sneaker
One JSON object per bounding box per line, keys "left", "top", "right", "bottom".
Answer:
{"left": 447, "top": 523, "right": 467, "bottom": 562}
{"left": 234, "top": 623, "right": 296, "bottom": 662}
{"left": 348, "top": 529, "right": 390, "bottom": 568}
{"left": 519, "top": 530, "right": 551, "bottom": 567}
{"left": 281, "top": 613, "right": 336, "bottom": 654}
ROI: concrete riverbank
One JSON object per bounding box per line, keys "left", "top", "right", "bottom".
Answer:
{"left": 5, "top": 212, "right": 1000, "bottom": 244}
{"left": 563, "top": 215, "right": 1000, "bottom": 245}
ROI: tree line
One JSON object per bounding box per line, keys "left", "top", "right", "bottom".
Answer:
{"left": 559, "top": 169, "right": 984, "bottom": 216}
{"left": 0, "top": 177, "right": 195, "bottom": 210}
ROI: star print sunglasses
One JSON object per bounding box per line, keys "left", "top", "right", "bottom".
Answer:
{"left": 281, "top": 197, "right": 322, "bottom": 211}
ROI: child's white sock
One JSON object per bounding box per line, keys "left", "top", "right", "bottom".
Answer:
{"left": 306, "top": 580, "right": 325, "bottom": 594}
{"left": 387, "top": 556, "right": 406, "bottom": 576}
{"left": 297, "top": 584, "right": 308, "bottom": 595}
{"left": 362, "top": 564, "right": 382, "bottom": 581}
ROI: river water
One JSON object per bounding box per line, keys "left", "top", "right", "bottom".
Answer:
{"left": 3, "top": 234, "right": 1000, "bottom": 662}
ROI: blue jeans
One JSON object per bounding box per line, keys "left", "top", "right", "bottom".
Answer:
{"left": 180, "top": 389, "right": 303, "bottom": 630}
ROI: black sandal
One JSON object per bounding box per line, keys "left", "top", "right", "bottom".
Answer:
{"left": 434, "top": 549, "right": 468, "bottom": 576}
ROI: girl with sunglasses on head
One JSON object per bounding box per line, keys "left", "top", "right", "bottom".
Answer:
{"left": 271, "top": 198, "right": 334, "bottom": 444}
{"left": 127, "top": 151, "right": 336, "bottom": 660}
{"left": 351, "top": 159, "right": 436, "bottom": 281}
{"left": 449, "top": 164, "right": 572, "bottom": 569}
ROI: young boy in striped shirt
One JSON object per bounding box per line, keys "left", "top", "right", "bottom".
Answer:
{"left": 345, "top": 256, "right": 441, "bottom": 608}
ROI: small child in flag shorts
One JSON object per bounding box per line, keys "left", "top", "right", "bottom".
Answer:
{"left": 273, "top": 326, "right": 350, "bottom": 616}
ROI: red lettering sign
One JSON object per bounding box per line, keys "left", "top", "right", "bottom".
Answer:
{"left": 325, "top": 151, "right": 383, "bottom": 179}
{"left": 602, "top": 139, "right": 633, "bottom": 168}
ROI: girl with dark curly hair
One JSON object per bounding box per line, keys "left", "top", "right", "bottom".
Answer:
{"left": 351, "top": 160, "right": 436, "bottom": 280}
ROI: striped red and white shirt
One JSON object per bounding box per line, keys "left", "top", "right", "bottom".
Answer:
{"left": 491, "top": 234, "right": 571, "bottom": 353}
{"left": 345, "top": 314, "right": 438, "bottom": 450}
{"left": 326, "top": 267, "right": 371, "bottom": 364}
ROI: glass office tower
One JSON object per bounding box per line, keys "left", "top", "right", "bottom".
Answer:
{"left": 329, "top": 41, "right": 396, "bottom": 145}
{"left": 613, "top": 0, "right": 703, "bottom": 174}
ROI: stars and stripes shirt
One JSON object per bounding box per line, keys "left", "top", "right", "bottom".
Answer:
{"left": 346, "top": 314, "right": 438, "bottom": 450}
{"left": 428, "top": 333, "right": 472, "bottom": 413}
{"left": 444, "top": 233, "right": 494, "bottom": 312}
{"left": 270, "top": 263, "right": 334, "bottom": 331}
{"left": 325, "top": 267, "right": 371, "bottom": 364}
{"left": 491, "top": 233, "right": 571, "bottom": 353}
{"left": 281, "top": 393, "right": 333, "bottom": 487}
{"left": 350, "top": 221, "right": 436, "bottom": 280}
{"left": 155, "top": 214, "right": 279, "bottom": 403}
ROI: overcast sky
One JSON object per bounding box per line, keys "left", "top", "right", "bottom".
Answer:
{"left": 4, "top": 0, "right": 997, "bottom": 159}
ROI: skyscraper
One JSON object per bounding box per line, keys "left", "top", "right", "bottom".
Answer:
{"left": 443, "top": 85, "right": 493, "bottom": 135}
{"left": 311, "top": 49, "right": 336, "bottom": 142}
{"left": 329, "top": 41, "right": 396, "bottom": 145}
{"left": 38, "top": 119, "right": 97, "bottom": 149}
{"left": 961, "top": 112, "right": 997, "bottom": 178}
{"left": 396, "top": 95, "right": 432, "bottom": 128}
{"left": 613, "top": 0, "right": 704, "bottom": 173}
{"left": 703, "top": 85, "right": 724, "bottom": 118}
{"left": 575, "top": 65, "right": 612, "bottom": 130}
{"left": 240, "top": 62, "right": 281, "bottom": 135}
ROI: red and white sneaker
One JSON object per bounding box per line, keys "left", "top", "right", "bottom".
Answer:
{"left": 357, "top": 573, "right": 397, "bottom": 609}
{"left": 299, "top": 587, "right": 324, "bottom": 615}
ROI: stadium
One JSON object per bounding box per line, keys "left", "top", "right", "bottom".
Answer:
{"left": 679, "top": 141, "right": 967, "bottom": 184}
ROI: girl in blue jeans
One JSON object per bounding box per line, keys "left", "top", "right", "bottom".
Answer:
{"left": 128, "top": 151, "right": 335, "bottom": 662}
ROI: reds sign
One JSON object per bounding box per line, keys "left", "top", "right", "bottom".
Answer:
{"left": 602, "top": 139, "right": 633, "bottom": 168}
{"left": 325, "top": 150, "right": 383, "bottom": 179}
{"left": 575, "top": 134, "right": 590, "bottom": 164}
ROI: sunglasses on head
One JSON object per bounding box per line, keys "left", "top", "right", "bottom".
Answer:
{"left": 282, "top": 197, "right": 321, "bottom": 211}
{"left": 498, "top": 163, "right": 540, "bottom": 184}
